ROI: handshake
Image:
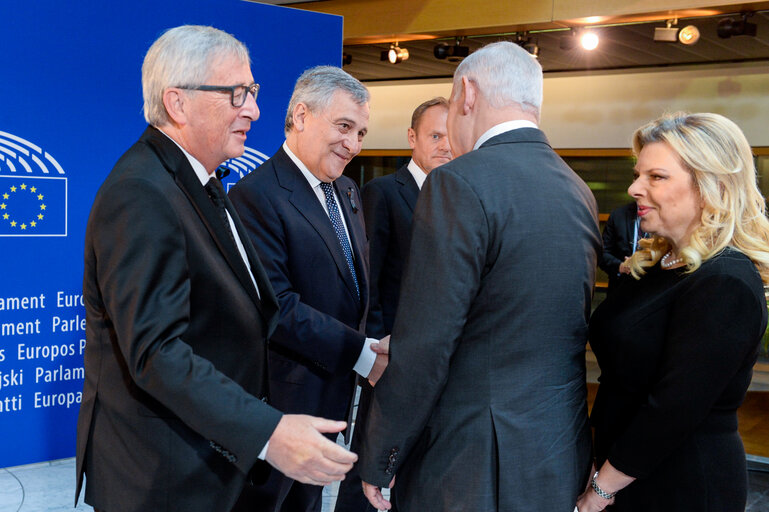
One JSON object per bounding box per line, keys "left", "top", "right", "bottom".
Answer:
{"left": 264, "top": 335, "right": 390, "bottom": 487}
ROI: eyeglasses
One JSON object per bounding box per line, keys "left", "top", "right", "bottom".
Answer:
{"left": 177, "top": 82, "right": 259, "bottom": 107}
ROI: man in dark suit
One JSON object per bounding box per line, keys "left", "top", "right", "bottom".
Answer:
{"left": 362, "top": 97, "right": 452, "bottom": 339}
{"left": 229, "top": 66, "right": 389, "bottom": 512}
{"left": 76, "top": 26, "right": 357, "bottom": 512}
{"left": 599, "top": 201, "right": 644, "bottom": 292}
{"left": 333, "top": 97, "right": 452, "bottom": 512}
{"left": 359, "top": 41, "right": 601, "bottom": 511}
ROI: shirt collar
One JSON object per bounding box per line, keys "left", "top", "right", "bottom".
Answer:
{"left": 157, "top": 128, "right": 212, "bottom": 187}
{"left": 283, "top": 141, "right": 323, "bottom": 190}
{"left": 406, "top": 158, "right": 427, "bottom": 190}
{"left": 473, "top": 120, "right": 538, "bottom": 150}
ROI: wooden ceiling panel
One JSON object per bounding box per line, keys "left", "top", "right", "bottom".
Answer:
{"left": 340, "top": 11, "right": 769, "bottom": 80}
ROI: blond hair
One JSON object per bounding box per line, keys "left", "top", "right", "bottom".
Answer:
{"left": 628, "top": 112, "right": 769, "bottom": 284}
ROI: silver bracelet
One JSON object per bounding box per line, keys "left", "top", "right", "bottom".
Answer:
{"left": 591, "top": 471, "right": 617, "bottom": 500}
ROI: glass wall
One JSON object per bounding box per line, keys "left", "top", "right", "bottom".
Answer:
{"left": 347, "top": 151, "right": 769, "bottom": 214}
{"left": 345, "top": 152, "right": 639, "bottom": 215}
{"left": 344, "top": 154, "right": 410, "bottom": 189}
{"left": 345, "top": 150, "right": 769, "bottom": 297}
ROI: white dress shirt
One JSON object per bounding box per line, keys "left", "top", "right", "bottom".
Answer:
{"left": 406, "top": 158, "right": 427, "bottom": 190}
{"left": 473, "top": 119, "right": 538, "bottom": 150}
{"left": 282, "top": 142, "right": 378, "bottom": 379}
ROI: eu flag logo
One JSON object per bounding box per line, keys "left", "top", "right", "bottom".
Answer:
{"left": 0, "top": 176, "right": 67, "bottom": 237}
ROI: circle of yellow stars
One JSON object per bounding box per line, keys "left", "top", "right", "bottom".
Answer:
{"left": 1, "top": 182, "right": 46, "bottom": 231}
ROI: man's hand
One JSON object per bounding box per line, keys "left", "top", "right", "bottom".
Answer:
{"left": 367, "top": 335, "right": 390, "bottom": 386}
{"left": 265, "top": 415, "right": 357, "bottom": 486}
{"left": 362, "top": 477, "right": 395, "bottom": 510}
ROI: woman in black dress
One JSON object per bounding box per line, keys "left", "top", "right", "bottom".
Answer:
{"left": 576, "top": 112, "right": 769, "bottom": 512}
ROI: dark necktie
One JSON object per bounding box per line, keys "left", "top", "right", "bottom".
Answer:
{"left": 205, "top": 177, "right": 236, "bottom": 245}
{"left": 319, "top": 182, "right": 359, "bottom": 298}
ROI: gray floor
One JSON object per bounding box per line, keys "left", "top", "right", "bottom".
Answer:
{"left": 0, "top": 457, "right": 347, "bottom": 512}
{"left": 1, "top": 457, "right": 768, "bottom": 511}
{"left": 748, "top": 461, "right": 769, "bottom": 511}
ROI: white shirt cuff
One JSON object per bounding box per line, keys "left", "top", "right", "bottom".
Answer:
{"left": 353, "top": 337, "right": 378, "bottom": 378}
{"left": 258, "top": 441, "right": 269, "bottom": 460}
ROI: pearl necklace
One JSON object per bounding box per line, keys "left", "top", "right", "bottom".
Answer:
{"left": 661, "top": 251, "right": 684, "bottom": 269}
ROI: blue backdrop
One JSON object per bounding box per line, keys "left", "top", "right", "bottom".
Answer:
{"left": 0, "top": 0, "right": 341, "bottom": 468}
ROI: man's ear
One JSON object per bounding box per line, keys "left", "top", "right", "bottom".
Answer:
{"left": 461, "top": 76, "right": 476, "bottom": 115}
{"left": 292, "top": 102, "right": 309, "bottom": 132}
{"left": 407, "top": 127, "right": 417, "bottom": 150}
{"left": 163, "top": 88, "right": 187, "bottom": 125}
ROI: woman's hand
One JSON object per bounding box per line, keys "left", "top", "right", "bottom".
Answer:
{"left": 576, "top": 488, "right": 614, "bottom": 512}
{"left": 576, "top": 461, "right": 633, "bottom": 512}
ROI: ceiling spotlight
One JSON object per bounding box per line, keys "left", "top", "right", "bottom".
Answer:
{"left": 524, "top": 40, "right": 540, "bottom": 59}
{"left": 653, "top": 19, "right": 700, "bottom": 45}
{"left": 678, "top": 25, "right": 700, "bottom": 45}
{"left": 717, "top": 13, "right": 757, "bottom": 38}
{"left": 381, "top": 43, "right": 409, "bottom": 64}
{"left": 580, "top": 31, "right": 599, "bottom": 50}
{"left": 434, "top": 39, "right": 470, "bottom": 62}
{"left": 654, "top": 19, "right": 679, "bottom": 42}
{"left": 514, "top": 33, "right": 539, "bottom": 59}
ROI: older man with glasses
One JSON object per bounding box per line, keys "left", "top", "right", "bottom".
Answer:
{"left": 76, "top": 25, "right": 356, "bottom": 512}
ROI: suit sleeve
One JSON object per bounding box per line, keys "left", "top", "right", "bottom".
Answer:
{"left": 358, "top": 168, "right": 488, "bottom": 486}
{"left": 598, "top": 212, "right": 623, "bottom": 276}
{"left": 607, "top": 272, "right": 763, "bottom": 478}
{"left": 229, "top": 180, "right": 365, "bottom": 376}
{"left": 361, "top": 180, "right": 389, "bottom": 339}
{"left": 92, "top": 177, "right": 281, "bottom": 475}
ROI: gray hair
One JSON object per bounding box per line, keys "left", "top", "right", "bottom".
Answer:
{"left": 142, "top": 25, "right": 250, "bottom": 126}
{"left": 284, "top": 66, "right": 370, "bottom": 135}
{"left": 453, "top": 41, "right": 543, "bottom": 120}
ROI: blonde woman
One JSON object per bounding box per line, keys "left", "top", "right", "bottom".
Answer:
{"left": 577, "top": 112, "right": 769, "bottom": 512}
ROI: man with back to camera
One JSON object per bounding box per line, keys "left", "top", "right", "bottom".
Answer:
{"left": 76, "top": 25, "right": 357, "bottom": 512}
{"left": 228, "top": 66, "right": 389, "bottom": 512}
{"left": 334, "top": 96, "right": 452, "bottom": 512}
{"left": 359, "top": 41, "right": 602, "bottom": 511}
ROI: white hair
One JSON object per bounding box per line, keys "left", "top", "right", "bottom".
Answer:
{"left": 142, "top": 25, "right": 250, "bottom": 126}
{"left": 453, "top": 41, "right": 543, "bottom": 120}
{"left": 284, "top": 66, "right": 369, "bottom": 135}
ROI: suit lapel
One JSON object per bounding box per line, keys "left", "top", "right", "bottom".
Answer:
{"left": 395, "top": 165, "right": 419, "bottom": 213}
{"left": 274, "top": 149, "right": 362, "bottom": 304}
{"left": 142, "top": 127, "right": 267, "bottom": 317}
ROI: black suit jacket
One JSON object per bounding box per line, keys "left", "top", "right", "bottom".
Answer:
{"left": 76, "top": 127, "right": 282, "bottom": 512}
{"left": 359, "top": 128, "right": 601, "bottom": 510}
{"left": 229, "top": 147, "right": 369, "bottom": 425}
{"left": 361, "top": 165, "right": 419, "bottom": 338}
{"left": 599, "top": 202, "right": 640, "bottom": 290}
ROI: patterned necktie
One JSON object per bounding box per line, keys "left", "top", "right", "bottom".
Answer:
{"left": 319, "top": 182, "right": 359, "bottom": 298}
{"left": 205, "top": 177, "right": 236, "bottom": 245}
